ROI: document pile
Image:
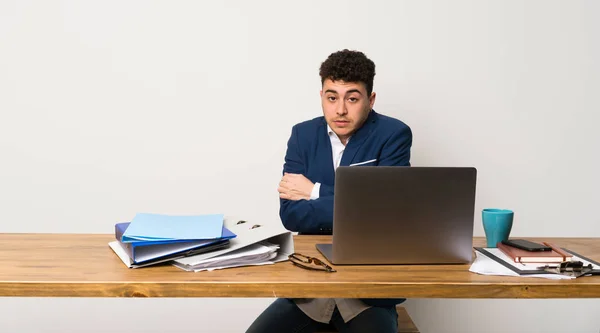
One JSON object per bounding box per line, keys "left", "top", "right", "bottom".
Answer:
{"left": 109, "top": 213, "right": 236, "bottom": 268}
{"left": 471, "top": 246, "right": 600, "bottom": 280}
{"left": 173, "top": 241, "right": 280, "bottom": 272}
{"left": 172, "top": 218, "right": 294, "bottom": 272}
{"left": 108, "top": 213, "right": 294, "bottom": 272}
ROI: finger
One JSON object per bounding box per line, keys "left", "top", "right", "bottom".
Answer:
{"left": 287, "top": 190, "right": 301, "bottom": 198}
{"left": 279, "top": 181, "right": 292, "bottom": 190}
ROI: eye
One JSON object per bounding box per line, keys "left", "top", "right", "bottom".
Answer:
{"left": 327, "top": 96, "right": 337, "bottom": 102}
{"left": 348, "top": 97, "right": 358, "bottom": 103}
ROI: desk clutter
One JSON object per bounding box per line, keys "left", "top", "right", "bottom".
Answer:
{"left": 470, "top": 239, "right": 600, "bottom": 279}
{"left": 108, "top": 213, "right": 293, "bottom": 271}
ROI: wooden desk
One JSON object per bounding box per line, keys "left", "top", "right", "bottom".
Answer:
{"left": 1, "top": 234, "right": 599, "bottom": 298}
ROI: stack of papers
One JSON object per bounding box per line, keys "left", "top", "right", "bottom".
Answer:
{"left": 173, "top": 241, "right": 280, "bottom": 272}
{"left": 108, "top": 213, "right": 236, "bottom": 268}
{"left": 108, "top": 214, "right": 295, "bottom": 272}
{"left": 172, "top": 217, "right": 294, "bottom": 272}
{"left": 470, "top": 249, "right": 573, "bottom": 280}
{"left": 471, "top": 247, "right": 600, "bottom": 280}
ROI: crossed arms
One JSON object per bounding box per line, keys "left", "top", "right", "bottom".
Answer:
{"left": 278, "top": 124, "right": 412, "bottom": 234}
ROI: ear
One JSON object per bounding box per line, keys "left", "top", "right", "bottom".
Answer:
{"left": 320, "top": 90, "right": 323, "bottom": 98}
{"left": 369, "top": 92, "right": 377, "bottom": 109}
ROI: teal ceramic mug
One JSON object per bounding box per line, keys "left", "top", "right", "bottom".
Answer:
{"left": 482, "top": 209, "right": 514, "bottom": 248}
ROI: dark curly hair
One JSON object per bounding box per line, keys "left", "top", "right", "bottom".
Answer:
{"left": 319, "top": 49, "right": 376, "bottom": 95}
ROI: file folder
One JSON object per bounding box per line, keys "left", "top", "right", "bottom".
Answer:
{"left": 109, "top": 239, "right": 230, "bottom": 268}
{"left": 174, "top": 217, "right": 294, "bottom": 271}
{"left": 112, "top": 222, "right": 236, "bottom": 266}
{"left": 121, "top": 213, "right": 225, "bottom": 243}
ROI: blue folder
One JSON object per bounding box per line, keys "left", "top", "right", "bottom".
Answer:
{"left": 115, "top": 222, "right": 236, "bottom": 265}
{"left": 121, "top": 213, "right": 225, "bottom": 243}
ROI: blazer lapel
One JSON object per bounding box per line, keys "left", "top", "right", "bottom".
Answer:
{"left": 316, "top": 119, "right": 335, "bottom": 183}
{"left": 340, "top": 111, "right": 378, "bottom": 167}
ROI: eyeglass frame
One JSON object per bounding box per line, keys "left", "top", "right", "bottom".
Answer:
{"left": 288, "top": 252, "right": 336, "bottom": 272}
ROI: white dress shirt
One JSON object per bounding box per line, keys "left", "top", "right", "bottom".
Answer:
{"left": 294, "top": 125, "right": 371, "bottom": 324}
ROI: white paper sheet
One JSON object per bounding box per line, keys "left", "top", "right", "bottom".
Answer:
{"left": 173, "top": 217, "right": 293, "bottom": 272}
{"left": 173, "top": 241, "right": 283, "bottom": 272}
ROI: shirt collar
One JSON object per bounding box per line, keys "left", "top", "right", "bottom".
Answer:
{"left": 327, "top": 124, "right": 334, "bottom": 135}
{"left": 327, "top": 124, "right": 351, "bottom": 143}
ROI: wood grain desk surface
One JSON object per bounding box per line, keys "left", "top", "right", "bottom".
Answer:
{"left": 1, "top": 234, "right": 599, "bottom": 298}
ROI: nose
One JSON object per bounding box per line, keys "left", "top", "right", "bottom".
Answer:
{"left": 335, "top": 102, "right": 348, "bottom": 116}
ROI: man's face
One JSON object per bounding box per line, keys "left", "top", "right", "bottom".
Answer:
{"left": 320, "top": 79, "right": 376, "bottom": 144}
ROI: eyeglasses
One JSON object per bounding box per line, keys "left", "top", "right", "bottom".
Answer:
{"left": 288, "top": 252, "right": 336, "bottom": 273}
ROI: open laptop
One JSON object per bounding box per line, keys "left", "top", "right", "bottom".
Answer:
{"left": 316, "top": 166, "right": 477, "bottom": 265}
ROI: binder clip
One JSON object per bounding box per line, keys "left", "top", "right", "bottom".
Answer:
{"left": 537, "top": 261, "right": 597, "bottom": 277}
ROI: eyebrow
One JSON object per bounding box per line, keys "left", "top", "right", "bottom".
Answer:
{"left": 346, "top": 89, "right": 363, "bottom": 96}
{"left": 324, "top": 89, "right": 363, "bottom": 96}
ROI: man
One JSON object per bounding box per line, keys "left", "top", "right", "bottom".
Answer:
{"left": 246, "top": 49, "right": 412, "bottom": 333}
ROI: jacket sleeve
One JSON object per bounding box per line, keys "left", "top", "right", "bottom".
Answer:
{"left": 279, "top": 125, "right": 334, "bottom": 234}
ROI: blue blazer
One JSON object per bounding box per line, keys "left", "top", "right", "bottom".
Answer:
{"left": 279, "top": 110, "right": 413, "bottom": 308}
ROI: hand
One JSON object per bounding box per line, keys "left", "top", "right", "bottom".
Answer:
{"left": 278, "top": 173, "right": 314, "bottom": 201}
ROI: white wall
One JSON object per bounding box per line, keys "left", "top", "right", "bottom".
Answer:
{"left": 1, "top": 0, "right": 599, "bottom": 332}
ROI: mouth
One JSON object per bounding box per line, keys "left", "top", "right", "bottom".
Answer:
{"left": 333, "top": 120, "right": 350, "bottom": 127}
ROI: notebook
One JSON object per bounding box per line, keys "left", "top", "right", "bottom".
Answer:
{"left": 497, "top": 241, "right": 573, "bottom": 263}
